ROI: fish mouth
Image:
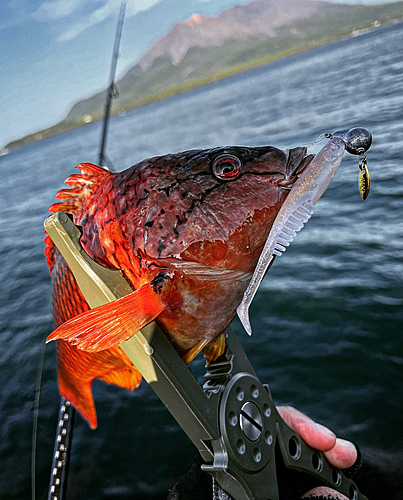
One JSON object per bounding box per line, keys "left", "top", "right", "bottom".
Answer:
{"left": 278, "top": 147, "right": 315, "bottom": 190}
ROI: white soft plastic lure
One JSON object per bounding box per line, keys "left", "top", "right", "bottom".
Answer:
{"left": 237, "top": 125, "right": 372, "bottom": 335}
{"left": 237, "top": 137, "right": 346, "bottom": 335}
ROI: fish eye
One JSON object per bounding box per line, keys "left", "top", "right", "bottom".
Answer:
{"left": 211, "top": 154, "right": 243, "bottom": 181}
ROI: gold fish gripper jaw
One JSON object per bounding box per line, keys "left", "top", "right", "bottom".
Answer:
{"left": 45, "top": 212, "right": 368, "bottom": 500}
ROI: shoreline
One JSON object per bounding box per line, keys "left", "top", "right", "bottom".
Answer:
{"left": 2, "top": 19, "right": 401, "bottom": 155}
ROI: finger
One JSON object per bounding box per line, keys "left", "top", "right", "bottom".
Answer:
{"left": 302, "top": 486, "right": 349, "bottom": 499}
{"left": 277, "top": 406, "right": 336, "bottom": 452}
{"left": 324, "top": 438, "right": 358, "bottom": 469}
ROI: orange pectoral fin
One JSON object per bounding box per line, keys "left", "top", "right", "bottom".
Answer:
{"left": 47, "top": 276, "right": 168, "bottom": 352}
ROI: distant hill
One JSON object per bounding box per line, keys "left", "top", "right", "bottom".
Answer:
{"left": 5, "top": 0, "right": 403, "bottom": 152}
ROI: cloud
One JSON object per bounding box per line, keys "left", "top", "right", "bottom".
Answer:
{"left": 34, "top": 0, "right": 162, "bottom": 42}
{"left": 125, "top": 0, "right": 161, "bottom": 17}
{"left": 33, "top": 0, "right": 83, "bottom": 21}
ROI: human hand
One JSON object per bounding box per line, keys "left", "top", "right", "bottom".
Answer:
{"left": 277, "top": 406, "right": 358, "bottom": 500}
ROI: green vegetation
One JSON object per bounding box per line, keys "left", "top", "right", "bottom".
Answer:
{"left": 4, "top": 1, "right": 403, "bottom": 153}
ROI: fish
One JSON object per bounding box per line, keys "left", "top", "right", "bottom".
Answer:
{"left": 45, "top": 144, "right": 324, "bottom": 428}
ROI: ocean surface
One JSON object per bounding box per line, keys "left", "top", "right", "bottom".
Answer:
{"left": 1, "top": 21, "right": 402, "bottom": 500}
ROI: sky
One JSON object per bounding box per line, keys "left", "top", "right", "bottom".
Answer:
{"left": 0, "top": 0, "right": 397, "bottom": 149}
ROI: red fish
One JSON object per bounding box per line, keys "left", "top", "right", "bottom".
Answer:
{"left": 46, "top": 145, "right": 313, "bottom": 428}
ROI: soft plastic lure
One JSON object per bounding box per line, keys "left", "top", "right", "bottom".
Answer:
{"left": 237, "top": 127, "right": 372, "bottom": 335}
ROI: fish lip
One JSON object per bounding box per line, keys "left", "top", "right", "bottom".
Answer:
{"left": 278, "top": 150, "right": 315, "bottom": 189}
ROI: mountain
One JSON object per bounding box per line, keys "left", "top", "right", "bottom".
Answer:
{"left": 137, "top": 0, "right": 322, "bottom": 71}
{"left": 5, "top": 0, "right": 403, "bottom": 152}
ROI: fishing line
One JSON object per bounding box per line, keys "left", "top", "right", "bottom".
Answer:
{"left": 304, "top": 132, "right": 332, "bottom": 150}
{"left": 31, "top": 326, "right": 49, "bottom": 500}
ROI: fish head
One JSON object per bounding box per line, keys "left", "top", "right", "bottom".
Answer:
{"left": 68, "top": 144, "right": 314, "bottom": 355}
{"left": 115, "top": 145, "right": 313, "bottom": 273}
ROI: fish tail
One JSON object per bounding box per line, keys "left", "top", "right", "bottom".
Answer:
{"left": 57, "top": 341, "right": 142, "bottom": 429}
{"left": 50, "top": 253, "right": 143, "bottom": 428}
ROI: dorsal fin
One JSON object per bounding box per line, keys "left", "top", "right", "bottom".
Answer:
{"left": 47, "top": 163, "right": 112, "bottom": 215}
{"left": 44, "top": 163, "right": 112, "bottom": 272}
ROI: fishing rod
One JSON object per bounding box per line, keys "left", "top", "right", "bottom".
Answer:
{"left": 45, "top": 5, "right": 126, "bottom": 500}
{"left": 99, "top": 1, "right": 126, "bottom": 169}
